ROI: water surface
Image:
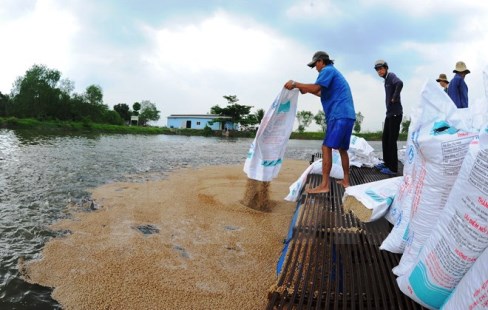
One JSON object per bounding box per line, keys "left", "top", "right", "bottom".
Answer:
{"left": 0, "top": 129, "right": 392, "bottom": 309}
{"left": 0, "top": 129, "right": 329, "bottom": 309}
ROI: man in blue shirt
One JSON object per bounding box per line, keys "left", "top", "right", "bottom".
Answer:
{"left": 285, "top": 51, "right": 356, "bottom": 194}
{"left": 374, "top": 60, "right": 403, "bottom": 175}
{"left": 447, "top": 61, "right": 470, "bottom": 108}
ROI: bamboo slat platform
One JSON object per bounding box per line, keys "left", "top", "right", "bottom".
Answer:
{"left": 267, "top": 162, "right": 426, "bottom": 310}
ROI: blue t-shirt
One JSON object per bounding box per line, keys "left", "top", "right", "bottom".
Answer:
{"left": 315, "top": 65, "right": 356, "bottom": 122}
{"left": 447, "top": 73, "right": 468, "bottom": 108}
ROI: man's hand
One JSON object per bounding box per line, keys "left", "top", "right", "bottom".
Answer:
{"left": 285, "top": 80, "right": 318, "bottom": 95}
{"left": 284, "top": 80, "right": 295, "bottom": 90}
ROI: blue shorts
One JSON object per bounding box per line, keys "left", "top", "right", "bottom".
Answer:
{"left": 323, "top": 118, "right": 355, "bottom": 150}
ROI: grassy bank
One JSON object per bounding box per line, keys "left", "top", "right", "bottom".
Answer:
{"left": 0, "top": 117, "right": 407, "bottom": 141}
{"left": 0, "top": 117, "right": 171, "bottom": 134}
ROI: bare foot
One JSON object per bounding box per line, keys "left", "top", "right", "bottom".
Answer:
{"left": 336, "top": 180, "right": 350, "bottom": 188}
{"left": 306, "top": 185, "right": 330, "bottom": 194}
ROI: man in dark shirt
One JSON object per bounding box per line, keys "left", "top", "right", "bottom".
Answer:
{"left": 374, "top": 60, "right": 403, "bottom": 175}
{"left": 447, "top": 61, "right": 470, "bottom": 108}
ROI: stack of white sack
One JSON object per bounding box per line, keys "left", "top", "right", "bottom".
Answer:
{"left": 380, "top": 80, "right": 482, "bottom": 259}
{"left": 348, "top": 135, "right": 382, "bottom": 167}
{"left": 441, "top": 247, "right": 488, "bottom": 309}
{"left": 378, "top": 96, "right": 425, "bottom": 250}
{"left": 284, "top": 136, "right": 381, "bottom": 202}
{"left": 342, "top": 176, "right": 403, "bottom": 222}
{"left": 389, "top": 67, "right": 488, "bottom": 309}
{"left": 381, "top": 122, "right": 422, "bottom": 230}
{"left": 396, "top": 120, "right": 488, "bottom": 309}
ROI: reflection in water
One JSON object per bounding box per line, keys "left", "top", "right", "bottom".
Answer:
{"left": 0, "top": 129, "right": 324, "bottom": 308}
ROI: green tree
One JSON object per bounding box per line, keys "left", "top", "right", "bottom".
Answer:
{"left": 211, "top": 95, "right": 254, "bottom": 129}
{"left": 102, "top": 110, "right": 124, "bottom": 125}
{"left": 313, "top": 110, "right": 326, "bottom": 132}
{"left": 59, "top": 78, "right": 75, "bottom": 96}
{"left": 0, "top": 91, "right": 9, "bottom": 117}
{"left": 223, "top": 95, "right": 238, "bottom": 104}
{"left": 113, "top": 103, "right": 131, "bottom": 122}
{"left": 132, "top": 102, "right": 141, "bottom": 116}
{"left": 84, "top": 85, "right": 103, "bottom": 106}
{"left": 354, "top": 111, "right": 364, "bottom": 133}
{"left": 240, "top": 114, "right": 258, "bottom": 128}
{"left": 255, "top": 108, "right": 265, "bottom": 124}
{"left": 296, "top": 110, "right": 313, "bottom": 133}
{"left": 401, "top": 117, "right": 411, "bottom": 134}
{"left": 202, "top": 125, "right": 213, "bottom": 137}
{"left": 81, "top": 84, "right": 110, "bottom": 123}
{"left": 69, "top": 93, "right": 87, "bottom": 121}
{"left": 210, "top": 105, "right": 223, "bottom": 115}
{"left": 10, "top": 64, "right": 63, "bottom": 119}
{"left": 138, "top": 100, "right": 161, "bottom": 125}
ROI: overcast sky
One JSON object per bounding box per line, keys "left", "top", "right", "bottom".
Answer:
{"left": 1, "top": 0, "right": 487, "bottom": 131}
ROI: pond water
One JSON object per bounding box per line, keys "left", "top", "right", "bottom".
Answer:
{"left": 0, "top": 129, "right": 387, "bottom": 309}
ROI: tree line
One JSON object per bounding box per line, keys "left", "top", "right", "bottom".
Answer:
{"left": 209, "top": 96, "right": 411, "bottom": 135}
{"left": 0, "top": 64, "right": 160, "bottom": 126}
{"left": 296, "top": 110, "right": 410, "bottom": 134}
{"left": 209, "top": 96, "right": 408, "bottom": 134}
{"left": 295, "top": 110, "right": 365, "bottom": 133}
{"left": 0, "top": 64, "right": 411, "bottom": 133}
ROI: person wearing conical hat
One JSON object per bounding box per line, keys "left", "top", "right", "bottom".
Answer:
{"left": 447, "top": 61, "right": 470, "bottom": 108}
{"left": 436, "top": 73, "right": 449, "bottom": 93}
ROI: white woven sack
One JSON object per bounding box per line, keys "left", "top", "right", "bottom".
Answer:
{"left": 393, "top": 81, "right": 479, "bottom": 276}
{"left": 441, "top": 247, "right": 488, "bottom": 309}
{"left": 244, "top": 88, "right": 298, "bottom": 181}
{"left": 342, "top": 176, "right": 403, "bottom": 222}
{"left": 396, "top": 123, "right": 487, "bottom": 309}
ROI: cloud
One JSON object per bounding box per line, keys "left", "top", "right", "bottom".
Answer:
{"left": 285, "top": 0, "right": 343, "bottom": 19}
{"left": 131, "top": 10, "right": 316, "bottom": 126}
{"left": 0, "top": 0, "right": 79, "bottom": 92}
{"left": 0, "top": 0, "right": 36, "bottom": 19}
{"left": 142, "top": 10, "right": 288, "bottom": 75}
{"left": 359, "top": 0, "right": 488, "bottom": 17}
{"left": 346, "top": 71, "right": 384, "bottom": 132}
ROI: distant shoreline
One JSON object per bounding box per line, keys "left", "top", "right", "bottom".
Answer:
{"left": 0, "top": 117, "right": 407, "bottom": 141}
